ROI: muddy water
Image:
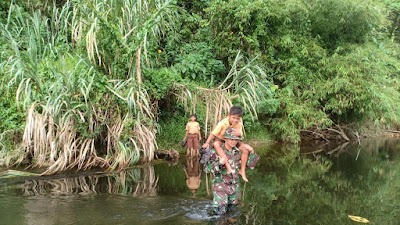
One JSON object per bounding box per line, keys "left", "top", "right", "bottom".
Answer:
{"left": 0, "top": 138, "right": 399, "bottom": 225}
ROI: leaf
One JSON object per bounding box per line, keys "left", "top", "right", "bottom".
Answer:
{"left": 348, "top": 215, "right": 369, "bottom": 223}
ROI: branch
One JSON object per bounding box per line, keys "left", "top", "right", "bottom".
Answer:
{"left": 300, "top": 129, "right": 329, "bottom": 142}
{"left": 327, "top": 127, "right": 350, "bottom": 142}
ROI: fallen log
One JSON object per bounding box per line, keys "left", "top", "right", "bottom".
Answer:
{"left": 155, "top": 149, "right": 180, "bottom": 161}
{"left": 387, "top": 130, "right": 400, "bottom": 134}
{"left": 300, "top": 130, "right": 329, "bottom": 142}
{"left": 326, "top": 126, "right": 350, "bottom": 142}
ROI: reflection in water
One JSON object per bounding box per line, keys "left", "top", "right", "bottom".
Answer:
{"left": 20, "top": 166, "right": 158, "bottom": 196}
{"left": 0, "top": 166, "right": 161, "bottom": 225}
{"left": 1, "top": 138, "right": 400, "bottom": 225}
{"left": 240, "top": 138, "right": 400, "bottom": 225}
{"left": 183, "top": 156, "right": 201, "bottom": 195}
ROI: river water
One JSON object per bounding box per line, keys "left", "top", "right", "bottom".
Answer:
{"left": 0, "top": 138, "right": 399, "bottom": 225}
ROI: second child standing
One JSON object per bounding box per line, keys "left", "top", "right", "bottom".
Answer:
{"left": 183, "top": 114, "right": 202, "bottom": 156}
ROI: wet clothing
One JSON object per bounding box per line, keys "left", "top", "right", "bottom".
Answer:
{"left": 211, "top": 117, "right": 243, "bottom": 140}
{"left": 186, "top": 121, "right": 200, "bottom": 134}
{"left": 187, "top": 134, "right": 199, "bottom": 149}
{"left": 212, "top": 182, "right": 239, "bottom": 215}
{"left": 204, "top": 144, "right": 259, "bottom": 215}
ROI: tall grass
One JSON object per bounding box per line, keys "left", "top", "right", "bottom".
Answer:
{"left": 0, "top": 0, "right": 271, "bottom": 174}
{"left": 0, "top": 0, "right": 174, "bottom": 174}
{"left": 174, "top": 52, "right": 272, "bottom": 136}
{"left": 72, "top": 0, "right": 177, "bottom": 80}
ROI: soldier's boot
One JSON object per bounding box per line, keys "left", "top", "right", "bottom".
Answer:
{"left": 213, "top": 206, "right": 227, "bottom": 216}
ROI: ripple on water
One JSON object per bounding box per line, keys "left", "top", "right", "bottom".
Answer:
{"left": 184, "top": 200, "right": 240, "bottom": 221}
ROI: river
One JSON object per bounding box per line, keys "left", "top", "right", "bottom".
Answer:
{"left": 0, "top": 138, "right": 399, "bottom": 224}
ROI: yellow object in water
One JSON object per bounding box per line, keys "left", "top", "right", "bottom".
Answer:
{"left": 348, "top": 215, "right": 369, "bottom": 223}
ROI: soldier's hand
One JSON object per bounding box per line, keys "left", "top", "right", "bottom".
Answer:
{"left": 202, "top": 143, "right": 209, "bottom": 149}
{"left": 232, "top": 130, "right": 241, "bottom": 137}
{"left": 246, "top": 144, "right": 254, "bottom": 154}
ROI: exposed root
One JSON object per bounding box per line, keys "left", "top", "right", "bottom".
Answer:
{"left": 301, "top": 125, "right": 354, "bottom": 143}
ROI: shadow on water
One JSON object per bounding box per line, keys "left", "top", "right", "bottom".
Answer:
{"left": 0, "top": 138, "right": 400, "bottom": 224}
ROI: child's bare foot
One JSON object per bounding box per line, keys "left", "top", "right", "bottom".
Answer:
{"left": 239, "top": 170, "right": 248, "bottom": 182}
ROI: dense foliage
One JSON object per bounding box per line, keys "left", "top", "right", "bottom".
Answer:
{"left": 1, "top": 0, "right": 400, "bottom": 171}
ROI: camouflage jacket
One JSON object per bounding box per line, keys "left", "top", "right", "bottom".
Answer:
{"left": 204, "top": 144, "right": 259, "bottom": 185}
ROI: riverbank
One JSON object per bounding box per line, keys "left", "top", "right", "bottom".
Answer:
{"left": 156, "top": 119, "right": 399, "bottom": 153}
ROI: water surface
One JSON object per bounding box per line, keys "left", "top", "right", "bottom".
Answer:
{"left": 1, "top": 138, "right": 399, "bottom": 224}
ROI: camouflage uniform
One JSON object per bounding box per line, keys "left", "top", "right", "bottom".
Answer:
{"left": 204, "top": 144, "right": 259, "bottom": 215}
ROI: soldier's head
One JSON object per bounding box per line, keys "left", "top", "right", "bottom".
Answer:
{"left": 223, "top": 128, "right": 242, "bottom": 149}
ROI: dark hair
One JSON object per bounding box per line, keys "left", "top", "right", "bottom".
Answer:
{"left": 190, "top": 114, "right": 197, "bottom": 118}
{"left": 229, "top": 106, "right": 243, "bottom": 116}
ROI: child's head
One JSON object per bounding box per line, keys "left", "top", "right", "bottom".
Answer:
{"left": 189, "top": 114, "right": 197, "bottom": 121}
{"left": 228, "top": 106, "right": 243, "bottom": 125}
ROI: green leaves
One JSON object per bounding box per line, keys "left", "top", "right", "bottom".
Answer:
{"left": 173, "top": 42, "right": 225, "bottom": 86}
{"left": 308, "top": 0, "right": 380, "bottom": 49}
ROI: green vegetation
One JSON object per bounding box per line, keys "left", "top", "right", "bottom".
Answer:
{"left": 1, "top": 0, "right": 400, "bottom": 172}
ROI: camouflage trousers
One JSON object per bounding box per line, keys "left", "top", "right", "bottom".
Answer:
{"left": 212, "top": 181, "right": 239, "bottom": 215}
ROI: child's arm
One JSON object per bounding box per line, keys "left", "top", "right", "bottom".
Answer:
{"left": 198, "top": 124, "right": 202, "bottom": 141}
{"left": 213, "top": 139, "right": 225, "bottom": 158}
{"left": 203, "top": 119, "right": 224, "bottom": 149}
{"left": 202, "top": 133, "right": 215, "bottom": 149}
{"left": 183, "top": 166, "right": 189, "bottom": 178}
{"left": 204, "top": 151, "right": 226, "bottom": 174}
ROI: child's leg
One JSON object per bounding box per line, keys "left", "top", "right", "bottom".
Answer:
{"left": 187, "top": 135, "right": 194, "bottom": 156}
{"left": 186, "top": 136, "right": 191, "bottom": 155}
{"left": 238, "top": 143, "right": 250, "bottom": 182}
{"left": 192, "top": 135, "right": 199, "bottom": 156}
{"left": 214, "top": 139, "right": 232, "bottom": 174}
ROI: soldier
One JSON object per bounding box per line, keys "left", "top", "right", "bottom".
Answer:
{"left": 204, "top": 128, "right": 259, "bottom": 215}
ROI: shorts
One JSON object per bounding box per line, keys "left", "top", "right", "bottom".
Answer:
{"left": 187, "top": 134, "right": 199, "bottom": 149}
